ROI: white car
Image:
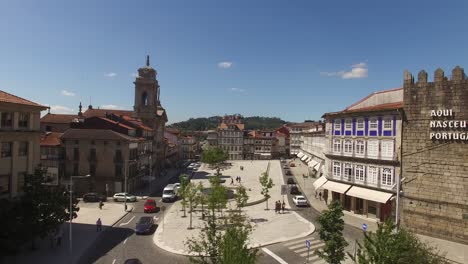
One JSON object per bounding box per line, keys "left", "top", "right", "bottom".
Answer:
{"left": 292, "top": 195, "right": 308, "bottom": 207}
{"left": 113, "top": 193, "right": 137, "bottom": 202}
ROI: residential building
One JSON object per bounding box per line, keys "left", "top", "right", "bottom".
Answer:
{"left": 275, "top": 126, "right": 290, "bottom": 158}
{"left": 164, "top": 128, "right": 181, "bottom": 166}
{"left": 217, "top": 115, "right": 244, "bottom": 160}
{"left": 0, "top": 90, "right": 48, "bottom": 198}
{"left": 206, "top": 130, "right": 218, "bottom": 147}
{"left": 286, "top": 121, "right": 322, "bottom": 156}
{"left": 180, "top": 136, "right": 198, "bottom": 160}
{"left": 252, "top": 130, "right": 278, "bottom": 160}
{"left": 320, "top": 87, "right": 403, "bottom": 222}
{"left": 40, "top": 132, "right": 64, "bottom": 185}
{"left": 298, "top": 123, "right": 326, "bottom": 177}
{"left": 40, "top": 112, "right": 79, "bottom": 132}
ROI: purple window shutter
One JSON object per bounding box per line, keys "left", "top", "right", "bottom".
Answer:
{"left": 365, "top": 117, "right": 369, "bottom": 136}
{"left": 378, "top": 117, "right": 382, "bottom": 136}
{"left": 393, "top": 115, "right": 396, "bottom": 136}
{"left": 341, "top": 119, "right": 344, "bottom": 135}
{"left": 352, "top": 118, "right": 356, "bottom": 136}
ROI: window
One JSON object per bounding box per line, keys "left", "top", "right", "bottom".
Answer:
{"left": 355, "top": 165, "right": 365, "bottom": 182}
{"left": 18, "top": 113, "right": 29, "bottom": 128}
{"left": 355, "top": 140, "right": 365, "bottom": 156}
{"left": 89, "top": 164, "right": 96, "bottom": 176}
{"left": 73, "top": 148, "right": 79, "bottom": 161}
{"left": 1, "top": 142, "right": 12, "bottom": 158}
{"left": 1, "top": 112, "right": 13, "bottom": 128}
{"left": 344, "top": 139, "right": 353, "bottom": 154}
{"left": 383, "top": 117, "right": 392, "bottom": 130}
{"left": 356, "top": 118, "right": 364, "bottom": 130}
{"left": 334, "top": 119, "right": 341, "bottom": 130}
{"left": 333, "top": 161, "right": 341, "bottom": 177}
{"left": 369, "top": 118, "right": 378, "bottom": 130}
{"left": 381, "top": 168, "right": 393, "bottom": 186}
{"left": 115, "top": 165, "right": 123, "bottom": 177}
{"left": 46, "top": 125, "right": 52, "bottom": 131}
{"left": 89, "top": 148, "right": 97, "bottom": 161}
{"left": 368, "top": 166, "right": 378, "bottom": 185}
{"left": 344, "top": 163, "right": 353, "bottom": 180}
{"left": 141, "top": 91, "right": 148, "bottom": 106}
{"left": 17, "top": 172, "right": 26, "bottom": 193}
{"left": 0, "top": 174, "right": 9, "bottom": 194}
{"left": 73, "top": 164, "right": 79, "bottom": 176}
{"left": 367, "top": 140, "right": 379, "bottom": 158}
{"left": 18, "top": 142, "right": 28, "bottom": 156}
{"left": 345, "top": 119, "right": 352, "bottom": 130}
{"left": 381, "top": 140, "right": 394, "bottom": 159}
{"left": 333, "top": 139, "right": 341, "bottom": 153}
{"left": 74, "top": 140, "right": 79, "bottom": 145}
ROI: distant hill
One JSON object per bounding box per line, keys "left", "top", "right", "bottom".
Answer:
{"left": 169, "top": 116, "right": 288, "bottom": 131}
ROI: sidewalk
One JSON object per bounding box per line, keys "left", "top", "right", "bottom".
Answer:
{"left": 3, "top": 201, "right": 134, "bottom": 264}
{"left": 154, "top": 160, "right": 315, "bottom": 255}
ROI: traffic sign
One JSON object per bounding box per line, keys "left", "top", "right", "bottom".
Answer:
{"left": 306, "top": 239, "right": 311, "bottom": 249}
{"left": 362, "top": 223, "right": 367, "bottom": 231}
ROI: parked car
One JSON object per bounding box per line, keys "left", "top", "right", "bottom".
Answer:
{"left": 287, "top": 178, "right": 295, "bottom": 185}
{"left": 162, "top": 184, "right": 178, "bottom": 202}
{"left": 124, "top": 259, "right": 142, "bottom": 264}
{"left": 285, "top": 170, "right": 292, "bottom": 176}
{"left": 83, "top": 193, "right": 106, "bottom": 202}
{"left": 144, "top": 199, "right": 157, "bottom": 213}
{"left": 135, "top": 216, "right": 154, "bottom": 235}
{"left": 292, "top": 195, "right": 308, "bottom": 207}
{"left": 289, "top": 163, "right": 296, "bottom": 167}
{"left": 113, "top": 193, "right": 137, "bottom": 202}
{"left": 290, "top": 186, "right": 301, "bottom": 195}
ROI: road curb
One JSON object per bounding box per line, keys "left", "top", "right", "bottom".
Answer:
{"left": 111, "top": 206, "right": 134, "bottom": 227}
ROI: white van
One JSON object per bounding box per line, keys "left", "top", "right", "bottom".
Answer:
{"left": 162, "top": 184, "right": 178, "bottom": 202}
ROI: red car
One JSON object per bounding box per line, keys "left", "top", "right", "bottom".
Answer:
{"left": 144, "top": 199, "right": 157, "bottom": 213}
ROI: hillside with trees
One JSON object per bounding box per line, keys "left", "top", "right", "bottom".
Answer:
{"left": 169, "top": 116, "right": 288, "bottom": 131}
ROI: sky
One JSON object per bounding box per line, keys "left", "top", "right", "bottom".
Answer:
{"left": 1, "top": 0, "right": 467, "bottom": 124}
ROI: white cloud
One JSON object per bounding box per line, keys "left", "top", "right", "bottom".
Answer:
{"left": 320, "top": 62, "right": 368, "bottom": 79}
{"left": 101, "top": 104, "right": 122, "bottom": 109}
{"left": 61, "top": 90, "right": 75, "bottom": 96}
{"left": 104, "top": 72, "right": 117, "bottom": 77}
{"left": 218, "top": 61, "right": 233, "bottom": 69}
{"left": 50, "top": 105, "right": 75, "bottom": 114}
{"left": 229, "top": 88, "right": 245, "bottom": 93}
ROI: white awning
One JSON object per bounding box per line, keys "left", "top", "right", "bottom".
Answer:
{"left": 260, "top": 153, "right": 271, "bottom": 156}
{"left": 301, "top": 155, "right": 309, "bottom": 161}
{"left": 322, "top": 181, "right": 352, "bottom": 194}
{"left": 308, "top": 160, "right": 317, "bottom": 168}
{"left": 313, "top": 176, "right": 328, "bottom": 190}
{"left": 346, "top": 186, "right": 394, "bottom": 204}
{"left": 305, "top": 157, "right": 312, "bottom": 163}
{"left": 297, "top": 152, "right": 304, "bottom": 158}
{"left": 313, "top": 162, "right": 321, "bottom": 170}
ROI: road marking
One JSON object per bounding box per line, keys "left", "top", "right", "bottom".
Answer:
{"left": 124, "top": 238, "right": 128, "bottom": 244}
{"left": 119, "top": 215, "right": 135, "bottom": 226}
{"left": 112, "top": 259, "right": 116, "bottom": 264}
{"left": 262, "top": 248, "right": 288, "bottom": 264}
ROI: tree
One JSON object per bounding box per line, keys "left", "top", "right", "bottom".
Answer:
{"left": 234, "top": 186, "right": 248, "bottom": 214}
{"left": 315, "top": 200, "right": 348, "bottom": 264}
{"left": 350, "top": 220, "right": 447, "bottom": 264}
{"left": 196, "top": 182, "right": 208, "bottom": 219}
{"left": 186, "top": 182, "right": 199, "bottom": 230}
{"left": 178, "top": 174, "right": 190, "bottom": 217}
{"left": 218, "top": 224, "right": 258, "bottom": 264}
{"left": 207, "top": 176, "right": 228, "bottom": 216}
{"left": 259, "top": 172, "right": 274, "bottom": 210}
{"left": 201, "top": 147, "right": 228, "bottom": 176}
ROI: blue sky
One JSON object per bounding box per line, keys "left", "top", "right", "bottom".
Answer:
{"left": 1, "top": 0, "right": 467, "bottom": 124}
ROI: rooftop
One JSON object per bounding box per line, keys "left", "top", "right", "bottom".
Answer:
{"left": 61, "top": 129, "right": 139, "bottom": 142}
{"left": 40, "top": 132, "right": 63, "bottom": 146}
{"left": 41, "top": 113, "right": 80, "bottom": 124}
{"left": 0, "top": 90, "right": 48, "bottom": 109}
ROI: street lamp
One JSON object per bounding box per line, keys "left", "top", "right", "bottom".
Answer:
{"left": 124, "top": 159, "right": 137, "bottom": 212}
{"left": 69, "top": 174, "right": 91, "bottom": 255}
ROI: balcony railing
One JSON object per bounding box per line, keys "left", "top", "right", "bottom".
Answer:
{"left": 328, "top": 171, "right": 395, "bottom": 191}
{"left": 326, "top": 150, "right": 397, "bottom": 161}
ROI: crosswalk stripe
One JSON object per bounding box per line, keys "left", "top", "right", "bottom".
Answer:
{"left": 288, "top": 240, "right": 321, "bottom": 250}
{"left": 283, "top": 237, "right": 316, "bottom": 247}
{"left": 294, "top": 243, "right": 325, "bottom": 254}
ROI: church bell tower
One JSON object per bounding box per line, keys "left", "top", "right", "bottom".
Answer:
{"left": 133, "top": 55, "right": 160, "bottom": 121}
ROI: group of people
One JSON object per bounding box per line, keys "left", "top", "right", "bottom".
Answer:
{"left": 275, "top": 200, "right": 286, "bottom": 214}
{"left": 231, "top": 176, "right": 242, "bottom": 185}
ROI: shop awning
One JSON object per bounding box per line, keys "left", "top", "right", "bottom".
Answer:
{"left": 322, "top": 181, "right": 352, "bottom": 194}
{"left": 313, "top": 162, "right": 321, "bottom": 170}
{"left": 301, "top": 155, "right": 309, "bottom": 161}
{"left": 313, "top": 176, "right": 328, "bottom": 190}
{"left": 305, "top": 157, "right": 313, "bottom": 163}
{"left": 346, "top": 186, "right": 394, "bottom": 204}
{"left": 297, "top": 152, "right": 304, "bottom": 158}
{"left": 308, "top": 160, "right": 317, "bottom": 168}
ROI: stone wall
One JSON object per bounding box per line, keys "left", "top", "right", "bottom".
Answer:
{"left": 402, "top": 66, "right": 468, "bottom": 244}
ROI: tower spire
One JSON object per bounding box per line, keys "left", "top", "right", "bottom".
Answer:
{"left": 146, "top": 54, "right": 150, "bottom": 67}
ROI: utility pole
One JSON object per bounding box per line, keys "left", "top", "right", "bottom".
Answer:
{"left": 124, "top": 160, "right": 128, "bottom": 212}
{"left": 149, "top": 154, "right": 152, "bottom": 196}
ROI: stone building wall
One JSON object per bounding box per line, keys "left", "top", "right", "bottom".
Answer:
{"left": 402, "top": 66, "right": 468, "bottom": 244}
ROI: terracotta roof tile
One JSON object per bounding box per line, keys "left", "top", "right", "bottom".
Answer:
{"left": 41, "top": 113, "right": 80, "bottom": 124}
{"left": 0, "top": 90, "right": 48, "bottom": 109}
{"left": 40, "top": 132, "right": 63, "bottom": 146}
{"left": 61, "top": 129, "right": 139, "bottom": 141}
{"left": 83, "top": 108, "right": 134, "bottom": 118}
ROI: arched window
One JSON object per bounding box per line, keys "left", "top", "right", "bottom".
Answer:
{"left": 141, "top": 92, "right": 148, "bottom": 106}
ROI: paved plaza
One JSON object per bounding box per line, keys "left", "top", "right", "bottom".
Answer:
{"left": 153, "top": 160, "right": 315, "bottom": 255}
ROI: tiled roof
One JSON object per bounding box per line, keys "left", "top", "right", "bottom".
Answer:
{"left": 40, "top": 132, "right": 63, "bottom": 146}
{"left": 61, "top": 129, "right": 139, "bottom": 141}
{"left": 0, "top": 90, "right": 48, "bottom": 109}
{"left": 165, "top": 127, "right": 180, "bottom": 135}
{"left": 83, "top": 108, "right": 134, "bottom": 118}
{"left": 286, "top": 122, "right": 320, "bottom": 128}
{"left": 41, "top": 113, "right": 80, "bottom": 124}
{"left": 121, "top": 115, "right": 153, "bottom": 131}
{"left": 98, "top": 117, "right": 135, "bottom": 130}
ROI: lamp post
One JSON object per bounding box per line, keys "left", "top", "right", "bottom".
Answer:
{"left": 69, "top": 174, "right": 91, "bottom": 255}
{"left": 124, "top": 159, "right": 137, "bottom": 212}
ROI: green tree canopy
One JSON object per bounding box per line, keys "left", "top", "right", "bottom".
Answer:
{"left": 202, "top": 147, "right": 228, "bottom": 176}
{"left": 259, "top": 172, "right": 274, "bottom": 210}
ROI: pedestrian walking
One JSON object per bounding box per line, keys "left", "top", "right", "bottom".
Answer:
{"left": 315, "top": 190, "right": 318, "bottom": 198}
{"left": 323, "top": 191, "right": 328, "bottom": 204}
{"left": 282, "top": 201, "right": 285, "bottom": 213}
{"left": 96, "top": 218, "right": 102, "bottom": 232}
{"left": 230, "top": 177, "right": 234, "bottom": 185}
{"left": 274, "top": 201, "right": 278, "bottom": 214}
{"left": 319, "top": 192, "right": 322, "bottom": 201}
{"left": 99, "top": 201, "right": 104, "bottom": 210}
{"left": 239, "top": 176, "right": 241, "bottom": 183}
